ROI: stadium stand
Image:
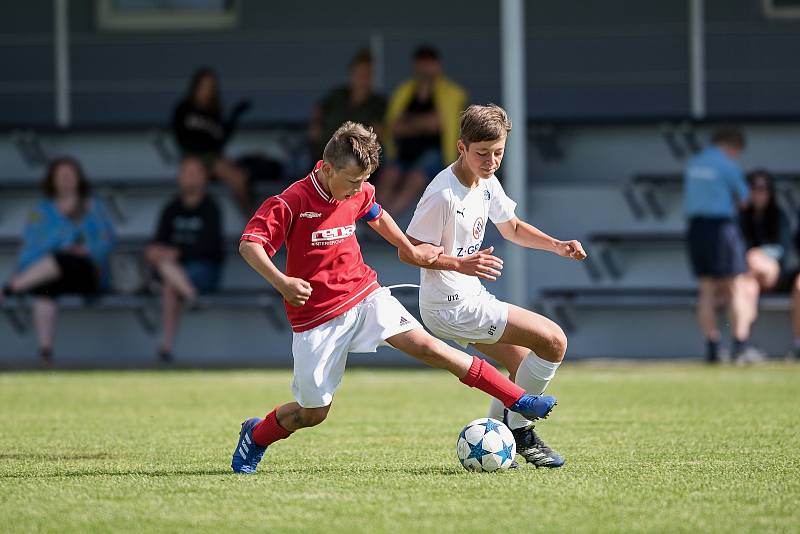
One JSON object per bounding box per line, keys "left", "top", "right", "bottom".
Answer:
{"left": 4, "top": 120, "right": 800, "bottom": 364}
{"left": 0, "top": 124, "right": 425, "bottom": 367}
{"left": 526, "top": 121, "right": 800, "bottom": 359}
{"left": 625, "top": 171, "right": 800, "bottom": 219}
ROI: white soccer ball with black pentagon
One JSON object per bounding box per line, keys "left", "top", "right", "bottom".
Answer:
{"left": 456, "top": 418, "right": 516, "bottom": 472}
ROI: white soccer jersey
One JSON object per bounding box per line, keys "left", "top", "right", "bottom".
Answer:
{"left": 406, "top": 164, "right": 517, "bottom": 310}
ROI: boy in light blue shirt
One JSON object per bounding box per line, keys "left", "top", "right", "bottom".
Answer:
{"left": 684, "top": 127, "right": 753, "bottom": 363}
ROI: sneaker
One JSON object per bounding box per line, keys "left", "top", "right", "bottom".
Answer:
{"left": 508, "top": 394, "right": 557, "bottom": 421}
{"left": 734, "top": 345, "right": 767, "bottom": 365}
{"left": 706, "top": 339, "right": 721, "bottom": 364}
{"left": 231, "top": 418, "right": 267, "bottom": 474}
{"left": 37, "top": 348, "right": 52, "bottom": 368}
{"left": 157, "top": 348, "right": 172, "bottom": 364}
{"left": 512, "top": 425, "right": 565, "bottom": 468}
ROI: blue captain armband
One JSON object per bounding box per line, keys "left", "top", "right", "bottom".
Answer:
{"left": 360, "top": 202, "right": 383, "bottom": 222}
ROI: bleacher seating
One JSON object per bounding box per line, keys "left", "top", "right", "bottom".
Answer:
{"left": 625, "top": 171, "right": 800, "bottom": 219}
{"left": 584, "top": 230, "right": 684, "bottom": 279}
{"left": 528, "top": 122, "right": 800, "bottom": 359}
{"left": 538, "top": 286, "right": 793, "bottom": 333}
{"left": 0, "top": 123, "right": 428, "bottom": 367}
{"left": 3, "top": 120, "right": 800, "bottom": 365}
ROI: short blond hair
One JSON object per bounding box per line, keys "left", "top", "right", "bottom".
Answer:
{"left": 459, "top": 104, "right": 512, "bottom": 146}
{"left": 323, "top": 121, "right": 382, "bottom": 175}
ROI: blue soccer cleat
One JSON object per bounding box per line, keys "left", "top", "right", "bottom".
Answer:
{"left": 508, "top": 394, "right": 557, "bottom": 421}
{"left": 231, "top": 418, "right": 267, "bottom": 474}
{"left": 512, "top": 425, "right": 565, "bottom": 468}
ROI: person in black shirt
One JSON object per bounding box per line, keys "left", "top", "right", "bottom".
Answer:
{"left": 741, "top": 170, "right": 791, "bottom": 291}
{"left": 172, "top": 67, "right": 252, "bottom": 215}
{"left": 145, "top": 156, "right": 224, "bottom": 362}
{"left": 791, "top": 216, "right": 800, "bottom": 360}
{"left": 737, "top": 170, "right": 791, "bottom": 363}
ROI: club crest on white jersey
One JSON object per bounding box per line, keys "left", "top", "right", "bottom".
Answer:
{"left": 472, "top": 217, "right": 485, "bottom": 240}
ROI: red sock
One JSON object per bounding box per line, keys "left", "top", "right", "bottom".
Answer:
{"left": 251, "top": 408, "right": 292, "bottom": 447}
{"left": 459, "top": 356, "right": 526, "bottom": 408}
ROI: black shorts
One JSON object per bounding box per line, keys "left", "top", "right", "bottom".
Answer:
{"left": 772, "top": 269, "right": 799, "bottom": 293}
{"left": 686, "top": 217, "right": 747, "bottom": 278}
{"left": 30, "top": 253, "right": 99, "bottom": 297}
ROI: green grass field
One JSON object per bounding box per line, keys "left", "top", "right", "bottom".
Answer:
{"left": 1, "top": 363, "right": 798, "bottom": 533}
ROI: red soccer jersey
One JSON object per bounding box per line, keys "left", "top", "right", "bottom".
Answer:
{"left": 241, "top": 161, "right": 384, "bottom": 332}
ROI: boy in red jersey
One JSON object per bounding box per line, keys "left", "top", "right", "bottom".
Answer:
{"left": 231, "top": 122, "right": 556, "bottom": 474}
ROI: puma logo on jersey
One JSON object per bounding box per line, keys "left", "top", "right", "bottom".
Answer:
{"left": 300, "top": 211, "right": 322, "bottom": 218}
{"left": 456, "top": 209, "right": 465, "bottom": 217}
{"left": 311, "top": 224, "right": 356, "bottom": 245}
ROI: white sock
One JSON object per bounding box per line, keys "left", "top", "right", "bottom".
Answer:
{"left": 507, "top": 353, "right": 561, "bottom": 430}
{"left": 487, "top": 396, "right": 505, "bottom": 422}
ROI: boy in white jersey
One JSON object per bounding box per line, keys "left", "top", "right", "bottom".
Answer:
{"left": 404, "top": 104, "right": 587, "bottom": 468}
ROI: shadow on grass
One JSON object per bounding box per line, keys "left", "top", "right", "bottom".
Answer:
{"left": 0, "top": 468, "right": 232, "bottom": 479}
{"left": 0, "top": 452, "right": 114, "bottom": 461}
{"left": 1, "top": 464, "right": 468, "bottom": 479}
{"left": 266, "top": 464, "right": 465, "bottom": 477}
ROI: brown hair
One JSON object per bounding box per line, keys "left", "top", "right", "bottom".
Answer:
{"left": 42, "top": 156, "right": 92, "bottom": 199}
{"left": 349, "top": 49, "right": 372, "bottom": 70}
{"left": 459, "top": 104, "right": 512, "bottom": 146}
{"left": 711, "top": 125, "right": 745, "bottom": 150}
{"left": 186, "top": 67, "right": 221, "bottom": 116}
{"left": 413, "top": 45, "right": 440, "bottom": 62}
{"left": 741, "top": 169, "right": 780, "bottom": 244}
{"left": 323, "top": 121, "right": 381, "bottom": 175}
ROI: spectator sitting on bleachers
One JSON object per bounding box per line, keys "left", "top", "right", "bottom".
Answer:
{"left": 172, "top": 67, "right": 252, "bottom": 215}
{"left": 740, "top": 170, "right": 793, "bottom": 363}
{"left": 0, "top": 157, "right": 115, "bottom": 366}
{"left": 741, "top": 170, "right": 792, "bottom": 293}
{"left": 788, "top": 214, "right": 800, "bottom": 360}
{"left": 684, "top": 126, "right": 754, "bottom": 364}
{"left": 308, "top": 49, "right": 387, "bottom": 162}
{"left": 145, "top": 156, "right": 224, "bottom": 363}
{"left": 378, "top": 45, "right": 467, "bottom": 215}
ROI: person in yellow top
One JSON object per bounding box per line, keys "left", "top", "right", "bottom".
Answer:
{"left": 378, "top": 45, "right": 467, "bottom": 215}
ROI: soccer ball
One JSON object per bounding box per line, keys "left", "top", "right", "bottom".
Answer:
{"left": 456, "top": 418, "right": 516, "bottom": 472}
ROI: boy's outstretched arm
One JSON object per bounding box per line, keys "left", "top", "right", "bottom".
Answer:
{"left": 239, "top": 240, "right": 312, "bottom": 306}
{"left": 495, "top": 217, "right": 587, "bottom": 260}
{"left": 402, "top": 236, "right": 504, "bottom": 281}
{"left": 366, "top": 210, "right": 443, "bottom": 266}
{"left": 368, "top": 210, "right": 443, "bottom": 265}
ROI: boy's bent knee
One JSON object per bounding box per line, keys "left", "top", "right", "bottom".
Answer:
{"left": 544, "top": 326, "right": 568, "bottom": 361}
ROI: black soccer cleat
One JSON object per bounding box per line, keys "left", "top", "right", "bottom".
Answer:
{"left": 512, "top": 425, "right": 565, "bottom": 468}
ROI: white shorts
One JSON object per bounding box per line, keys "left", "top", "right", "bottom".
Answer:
{"left": 420, "top": 291, "right": 509, "bottom": 348}
{"left": 291, "top": 287, "right": 421, "bottom": 408}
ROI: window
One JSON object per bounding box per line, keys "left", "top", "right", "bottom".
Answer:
{"left": 762, "top": 0, "right": 800, "bottom": 19}
{"left": 96, "top": 0, "right": 239, "bottom": 31}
